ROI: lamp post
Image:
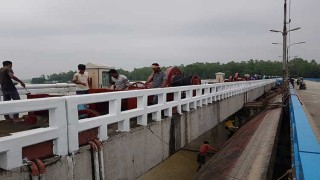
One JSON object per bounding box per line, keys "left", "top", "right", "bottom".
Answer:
{"left": 269, "top": 0, "right": 288, "bottom": 93}
{"left": 272, "top": 41, "right": 305, "bottom": 72}
{"left": 270, "top": 28, "right": 301, "bottom": 83}
{"left": 269, "top": 0, "right": 303, "bottom": 102}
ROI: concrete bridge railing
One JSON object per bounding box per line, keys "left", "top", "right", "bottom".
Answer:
{"left": 0, "top": 79, "right": 275, "bottom": 170}
{"left": 0, "top": 97, "right": 68, "bottom": 169}
{"left": 0, "top": 83, "right": 76, "bottom": 97}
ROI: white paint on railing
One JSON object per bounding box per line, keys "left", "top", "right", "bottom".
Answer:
{"left": 0, "top": 98, "right": 68, "bottom": 169}
{"left": 0, "top": 79, "right": 275, "bottom": 170}
{"left": 0, "top": 83, "right": 76, "bottom": 97}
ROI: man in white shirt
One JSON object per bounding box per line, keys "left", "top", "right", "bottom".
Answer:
{"left": 72, "top": 64, "right": 89, "bottom": 94}
{"left": 108, "top": 69, "right": 130, "bottom": 90}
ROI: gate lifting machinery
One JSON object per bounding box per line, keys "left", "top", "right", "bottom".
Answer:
{"left": 23, "top": 66, "right": 201, "bottom": 162}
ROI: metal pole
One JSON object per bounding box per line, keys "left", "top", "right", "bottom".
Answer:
{"left": 282, "top": 0, "right": 288, "bottom": 99}
{"left": 287, "top": 46, "right": 289, "bottom": 77}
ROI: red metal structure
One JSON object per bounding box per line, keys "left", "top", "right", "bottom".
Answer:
{"left": 20, "top": 66, "right": 201, "bottom": 162}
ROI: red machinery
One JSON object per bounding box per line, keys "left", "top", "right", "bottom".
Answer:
{"left": 145, "top": 66, "right": 201, "bottom": 88}
{"left": 165, "top": 67, "right": 201, "bottom": 87}
{"left": 23, "top": 66, "right": 201, "bottom": 161}
{"left": 225, "top": 73, "right": 248, "bottom": 82}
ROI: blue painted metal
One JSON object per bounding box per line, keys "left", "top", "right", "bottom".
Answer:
{"left": 305, "top": 78, "right": 320, "bottom": 82}
{"left": 290, "top": 86, "right": 320, "bottom": 180}
{"left": 276, "top": 78, "right": 283, "bottom": 86}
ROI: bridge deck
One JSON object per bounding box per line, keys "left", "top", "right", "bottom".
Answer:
{"left": 195, "top": 92, "right": 282, "bottom": 180}
{"left": 290, "top": 80, "right": 320, "bottom": 179}
{"left": 294, "top": 80, "right": 320, "bottom": 142}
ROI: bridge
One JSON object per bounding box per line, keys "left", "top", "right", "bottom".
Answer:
{"left": 290, "top": 80, "right": 320, "bottom": 180}
{"left": 1, "top": 80, "right": 277, "bottom": 179}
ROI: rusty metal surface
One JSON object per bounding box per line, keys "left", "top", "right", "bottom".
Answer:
{"left": 0, "top": 116, "right": 48, "bottom": 137}
{"left": 195, "top": 106, "right": 282, "bottom": 180}
{"left": 22, "top": 140, "right": 54, "bottom": 160}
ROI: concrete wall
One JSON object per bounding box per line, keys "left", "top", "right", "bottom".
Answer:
{"left": 0, "top": 85, "right": 272, "bottom": 180}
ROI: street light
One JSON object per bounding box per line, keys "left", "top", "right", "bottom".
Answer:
{"left": 272, "top": 41, "right": 305, "bottom": 66}
{"left": 288, "top": 41, "right": 305, "bottom": 47}
{"left": 272, "top": 41, "right": 305, "bottom": 47}
{"left": 269, "top": 27, "right": 301, "bottom": 34}
{"left": 270, "top": 26, "right": 302, "bottom": 83}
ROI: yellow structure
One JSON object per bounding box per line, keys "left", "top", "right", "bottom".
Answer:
{"left": 85, "top": 63, "right": 114, "bottom": 89}
{"left": 215, "top": 72, "right": 225, "bottom": 83}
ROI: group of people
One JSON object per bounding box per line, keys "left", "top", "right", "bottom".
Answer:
{"left": 2, "top": 61, "right": 219, "bottom": 172}
{"left": 0, "top": 61, "right": 168, "bottom": 120}
{"left": 290, "top": 77, "right": 305, "bottom": 89}
{"left": 72, "top": 62, "right": 167, "bottom": 104}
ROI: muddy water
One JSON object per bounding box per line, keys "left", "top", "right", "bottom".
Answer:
{"left": 138, "top": 121, "right": 230, "bottom": 180}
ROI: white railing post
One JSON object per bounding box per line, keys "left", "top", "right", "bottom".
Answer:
{"left": 174, "top": 91, "right": 182, "bottom": 114}
{"left": 196, "top": 88, "right": 202, "bottom": 107}
{"left": 0, "top": 98, "right": 68, "bottom": 170}
{"left": 113, "top": 99, "right": 129, "bottom": 132}
{"left": 66, "top": 97, "right": 81, "bottom": 153}
{"left": 0, "top": 148, "right": 22, "bottom": 170}
{"left": 182, "top": 90, "right": 191, "bottom": 112}
{"left": 49, "top": 100, "right": 68, "bottom": 155}
{"left": 163, "top": 93, "right": 172, "bottom": 117}
{"left": 152, "top": 92, "right": 164, "bottom": 121}
{"left": 203, "top": 87, "right": 209, "bottom": 105}
{"left": 137, "top": 95, "right": 148, "bottom": 125}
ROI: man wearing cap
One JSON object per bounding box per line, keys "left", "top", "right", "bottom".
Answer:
{"left": 146, "top": 63, "right": 167, "bottom": 104}
{"left": 108, "top": 69, "right": 130, "bottom": 90}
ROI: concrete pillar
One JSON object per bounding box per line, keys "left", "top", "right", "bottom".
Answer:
{"left": 215, "top": 72, "right": 225, "bottom": 83}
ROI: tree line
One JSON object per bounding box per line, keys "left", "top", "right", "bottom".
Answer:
{"left": 31, "top": 71, "right": 76, "bottom": 84}
{"left": 31, "top": 58, "right": 320, "bottom": 84}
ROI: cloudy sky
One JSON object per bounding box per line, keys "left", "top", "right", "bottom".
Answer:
{"left": 0, "top": 0, "right": 319, "bottom": 79}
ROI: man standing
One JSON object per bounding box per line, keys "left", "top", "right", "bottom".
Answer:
{"left": 290, "top": 78, "right": 295, "bottom": 88}
{"left": 146, "top": 63, "right": 167, "bottom": 104}
{"left": 72, "top": 64, "right": 89, "bottom": 94}
{"left": 0, "top": 61, "right": 25, "bottom": 121}
{"left": 197, "top": 141, "right": 218, "bottom": 171}
{"left": 108, "top": 69, "right": 130, "bottom": 90}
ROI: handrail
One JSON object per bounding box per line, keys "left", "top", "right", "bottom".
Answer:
{"left": 0, "top": 83, "right": 76, "bottom": 97}
{"left": 289, "top": 86, "right": 320, "bottom": 179}
{"left": 0, "top": 79, "right": 275, "bottom": 170}
{"left": 0, "top": 97, "right": 68, "bottom": 169}
{"left": 66, "top": 80, "right": 274, "bottom": 152}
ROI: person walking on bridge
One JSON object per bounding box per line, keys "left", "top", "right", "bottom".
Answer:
{"left": 197, "top": 141, "right": 218, "bottom": 172}
{"left": 0, "top": 60, "right": 25, "bottom": 121}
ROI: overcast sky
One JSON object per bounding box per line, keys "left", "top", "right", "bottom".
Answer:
{"left": 0, "top": 0, "right": 319, "bottom": 79}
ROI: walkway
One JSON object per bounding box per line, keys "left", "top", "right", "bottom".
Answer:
{"left": 290, "top": 80, "right": 320, "bottom": 179}
{"left": 294, "top": 80, "right": 320, "bottom": 142}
